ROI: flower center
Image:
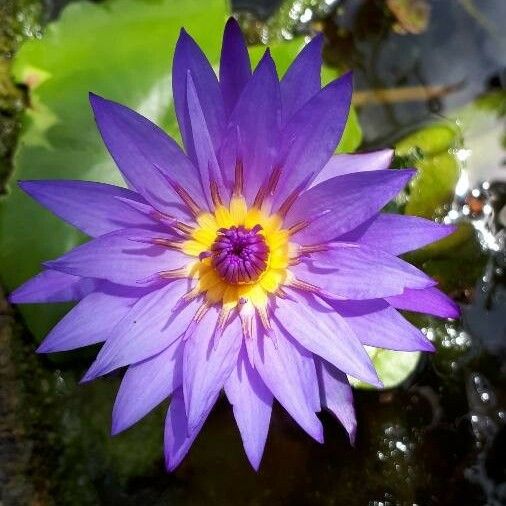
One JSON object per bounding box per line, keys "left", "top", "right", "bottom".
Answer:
{"left": 210, "top": 225, "right": 269, "bottom": 285}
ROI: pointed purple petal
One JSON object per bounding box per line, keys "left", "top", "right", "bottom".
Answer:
{"left": 386, "top": 286, "right": 460, "bottom": 319}
{"left": 286, "top": 169, "right": 416, "bottom": 244}
{"left": 18, "top": 180, "right": 159, "bottom": 238}
{"left": 89, "top": 93, "right": 204, "bottom": 217}
{"left": 274, "top": 72, "right": 353, "bottom": 209}
{"left": 173, "top": 29, "right": 225, "bottom": 164}
{"left": 37, "top": 288, "right": 136, "bottom": 353}
{"left": 253, "top": 324, "right": 323, "bottom": 443}
{"left": 186, "top": 72, "right": 224, "bottom": 204}
{"left": 280, "top": 34, "right": 323, "bottom": 124}
{"left": 164, "top": 388, "right": 216, "bottom": 471}
{"left": 275, "top": 291, "right": 381, "bottom": 385}
{"left": 310, "top": 149, "right": 394, "bottom": 188}
{"left": 338, "top": 213, "right": 457, "bottom": 255}
{"left": 219, "top": 49, "right": 281, "bottom": 200}
{"left": 44, "top": 228, "right": 187, "bottom": 286}
{"left": 330, "top": 299, "right": 435, "bottom": 352}
{"left": 293, "top": 242, "right": 436, "bottom": 299}
{"left": 219, "top": 17, "right": 252, "bottom": 118}
{"left": 224, "top": 346, "right": 273, "bottom": 470}
{"left": 183, "top": 308, "right": 242, "bottom": 432}
{"left": 316, "top": 358, "right": 356, "bottom": 443}
{"left": 82, "top": 280, "right": 196, "bottom": 381}
{"left": 9, "top": 270, "right": 95, "bottom": 304}
{"left": 112, "top": 340, "right": 183, "bottom": 434}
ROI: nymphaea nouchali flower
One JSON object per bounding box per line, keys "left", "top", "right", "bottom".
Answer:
{"left": 11, "top": 18, "right": 459, "bottom": 471}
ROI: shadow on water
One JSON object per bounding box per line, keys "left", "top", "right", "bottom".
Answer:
{"left": 0, "top": 0, "right": 505, "bottom": 504}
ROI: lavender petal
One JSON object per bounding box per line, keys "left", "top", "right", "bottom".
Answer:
{"left": 112, "top": 340, "right": 183, "bottom": 434}
{"left": 220, "top": 17, "right": 252, "bottom": 118}
{"left": 18, "top": 180, "right": 159, "bottom": 238}
{"left": 224, "top": 346, "right": 273, "bottom": 470}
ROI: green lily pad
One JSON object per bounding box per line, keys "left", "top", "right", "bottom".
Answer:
{"left": 395, "top": 91, "right": 505, "bottom": 221}
{"left": 395, "top": 123, "right": 461, "bottom": 219}
{"left": 351, "top": 348, "right": 421, "bottom": 390}
{"left": 405, "top": 151, "right": 460, "bottom": 218}
{"left": 0, "top": 0, "right": 228, "bottom": 337}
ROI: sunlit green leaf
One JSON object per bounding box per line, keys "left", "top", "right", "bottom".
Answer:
{"left": 351, "top": 348, "right": 421, "bottom": 390}
{"left": 0, "top": 0, "right": 227, "bottom": 337}
{"left": 405, "top": 151, "right": 460, "bottom": 218}
{"left": 395, "top": 123, "right": 460, "bottom": 219}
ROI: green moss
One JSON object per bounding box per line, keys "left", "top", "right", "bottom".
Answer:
{"left": 0, "top": 0, "right": 42, "bottom": 188}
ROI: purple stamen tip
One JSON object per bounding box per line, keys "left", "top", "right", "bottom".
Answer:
{"left": 199, "top": 250, "right": 212, "bottom": 261}
{"left": 207, "top": 225, "right": 269, "bottom": 285}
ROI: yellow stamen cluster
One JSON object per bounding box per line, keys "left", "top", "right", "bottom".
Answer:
{"left": 182, "top": 196, "right": 291, "bottom": 310}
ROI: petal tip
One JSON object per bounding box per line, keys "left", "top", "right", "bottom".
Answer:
{"left": 224, "top": 16, "right": 241, "bottom": 32}
{"left": 315, "top": 426, "right": 325, "bottom": 444}
{"left": 35, "top": 341, "right": 51, "bottom": 354}
{"left": 80, "top": 364, "right": 100, "bottom": 384}
{"left": 88, "top": 91, "right": 106, "bottom": 109}
{"left": 164, "top": 447, "right": 183, "bottom": 472}
{"left": 7, "top": 290, "right": 21, "bottom": 304}
{"left": 17, "top": 179, "right": 30, "bottom": 190}
{"left": 403, "top": 167, "right": 418, "bottom": 180}
{"left": 165, "top": 459, "right": 179, "bottom": 472}
{"left": 111, "top": 418, "right": 126, "bottom": 437}
{"left": 424, "top": 341, "right": 437, "bottom": 353}
{"left": 245, "top": 450, "right": 263, "bottom": 472}
{"left": 446, "top": 301, "right": 461, "bottom": 319}
{"left": 341, "top": 69, "right": 353, "bottom": 82}
{"left": 312, "top": 31, "right": 324, "bottom": 45}
{"left": 17, "top": 179, "right": 42, "bottom": 197}
{"left": 176, "top": 27, "right": 193, "bottom": 46}
{"left": 370, "top": 375, "right": 384, "bottom": 389}
{"left": 443, "top": 224, "right": 458, "bottom": 237}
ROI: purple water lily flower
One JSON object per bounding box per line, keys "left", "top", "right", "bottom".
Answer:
{"left": 10, "top": 18, "right": 459, "bottom": 471}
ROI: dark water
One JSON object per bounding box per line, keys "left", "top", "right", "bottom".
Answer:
{"left": 1, "top": 1, "right": 505, "bottom": 505}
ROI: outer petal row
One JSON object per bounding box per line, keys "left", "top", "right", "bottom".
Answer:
{"left": 286, "top": 169, "right": 416, "bottom": 244}
{"left": 219, "top": 49, "right": 281, "bottom": 201}
{"left": 293, "top": 242, "right": 435, "bottom": 299}
{"left": 82, "top": 280, "right": 197, "bottom": 381}
{"left": 386, "top": 286, "right": 460, "bottom": 319}
{"left": 44, "top": 228, "right": 187, "bottom": 286}
{"left": 173, "top": 29, "right": 225, "bottom": 165}
{"left": 183, "top": 308, "right": 242, "bottom": 432}
{"left": 330, "top": 298, "right": 435, "bottom": 352}
{"left": 9, "top": 270, "right": 94, "bottom": 304}
{"left": 274, "top": 72, "right": 353, "bottom": 208}
{"left": 274, "top": 291, "right": 381, "bottom": 386}
{"left": 89, "top": 93, "right": 205, "bottom": 218}
{"left": 339, "top": 213, "right": 456, "bottom": 256}
{"left": 310, "top": 149, "right": 394, "bottom": 186}
{"left": 280, "top": 34, "right": 323, "bottom": 124}
{"left": 37, "top": 287, "right": 137, "bottom": 353}
{"left": 219, "top": 18, "right": 252, "bottom": 118}
{"left": 224, "top": 346, "right": 273, "bottom": 470}
{"left": 252, "top": 321, "right": 324, "bottom": 444}
{"left": 113, "top": 340, "right": 184, "bottom": 435}
{"left": 18, "top": 180, "right": 160, "bottom": 238}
